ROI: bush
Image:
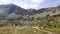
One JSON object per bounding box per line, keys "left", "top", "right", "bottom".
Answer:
{"left": 0, "top": 24, "right": 8, "bottom": 27}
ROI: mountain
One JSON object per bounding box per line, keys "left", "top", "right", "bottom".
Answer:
{"left": 0, "top": 4, "right": 28, "bottom": 20}
{"left": 0, "top": 4, "right": 60, "bottom": 20}
{"left": 0, "top": 4, "right": 60, "bottom": 26}
{"left": 26, "top": 5, "right": 60, "bottom": 18}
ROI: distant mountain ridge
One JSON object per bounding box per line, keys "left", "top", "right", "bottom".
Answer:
{"left": 0, "top": 4, "right": 60, "bottom": 20}
{"left": 0, "top": 4, "right": 28, "bottom": 19}
{"left": 26, "top": 5, "right": 60, "bottom": 18}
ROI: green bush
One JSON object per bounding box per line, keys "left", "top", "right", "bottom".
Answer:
{"left": 0, "top": 24, "right": 8, "bottom": 27}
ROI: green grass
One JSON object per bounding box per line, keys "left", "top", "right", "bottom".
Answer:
{"left": 41, "top": 27, "right": 60, "bottom": 34}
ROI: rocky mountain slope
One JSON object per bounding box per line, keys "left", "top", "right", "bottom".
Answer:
{"left": 26, "top": 5, "right": 60, "bottom": 18}
{"left": 0, "top": 4, "right": 60, "bottom": 20}
{"left": 0, "top": 4, "right": 27, "bottom": 20}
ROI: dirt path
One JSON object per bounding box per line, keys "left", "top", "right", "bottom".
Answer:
{"left": 32, "top": 27, "right": 56, "bottom": 34}
{"left": 12, "top": 26, "right": 56, "bottom": 34}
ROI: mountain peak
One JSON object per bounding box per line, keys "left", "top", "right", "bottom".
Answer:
{"left": 57, "top": 5, "right": 60, "bottom": 7}
{"left": 8, "top": 3, "right": 16, "bottom": 6}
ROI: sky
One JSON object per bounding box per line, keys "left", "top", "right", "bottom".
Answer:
{"left": 0, "top": 0, "right": 60, "bottom": 9}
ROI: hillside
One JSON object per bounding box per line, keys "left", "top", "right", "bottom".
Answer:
{"left": 0, "top": 4, "right": 60, "bottom": 20}
{"left": 0, "top": 4, "right": 27, "bottom": 20}
{"left": 25, "top": 5, "right": 60, "bottom": 18}
{"left": 0, "top": 4, "right": 60, "bottom": 26}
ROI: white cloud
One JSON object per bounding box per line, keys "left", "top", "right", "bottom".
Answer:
{"left": 31, "top": 0, "right": 44, "bottom": 4}
{"left": 0, "top": 0, "right": 44, "bottom": 9}
{"left": 13, "top": 0, "right": 44, "bottom": 9}
{"left": 21, "top": 4, "right": 39, "bottom": 9}
{"left": 0, "top": 0, "right": 9, "bottom": 2}
{"left": 0, "top": 0, "right": 9, "bottom": 4}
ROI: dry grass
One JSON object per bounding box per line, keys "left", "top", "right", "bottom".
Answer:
{"left": 0, "top": 26, "right": 48, "bottom": 34}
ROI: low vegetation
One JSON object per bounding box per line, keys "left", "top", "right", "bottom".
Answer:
{"left": 0, "top": 26, "right": 48, "bottom": 34}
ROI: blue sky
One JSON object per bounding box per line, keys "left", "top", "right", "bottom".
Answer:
{"left": 0, "top": 0, "right": 60, "bottom": 9}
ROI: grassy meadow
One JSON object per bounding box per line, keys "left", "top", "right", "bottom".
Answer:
{"left": 0, "top": 26, "right": 49, "bottom": 34}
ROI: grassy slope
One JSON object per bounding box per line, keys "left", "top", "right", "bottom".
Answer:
{"left": 0, "top": 26, "right": 48, "bottom": 34}
{"left": 41, "top": 28, "right": 60, "bottom": 34}
{"left": 0, "top": 26, "right": 15, "bottom": 34}
{"left": 17, "top": 27, "right": 48, "bottom": 34}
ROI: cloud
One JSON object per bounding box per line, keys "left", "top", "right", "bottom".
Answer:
{"left": 0, "top": 0, "right": 8, "bottom": 2}
{"left": 13, "top": 0, "right": 44, "bottom": 9}
{"left": 17, "top": 3, "right": 39, "bottom": 9}
{"left": 0, "top": 0, "right": 9, "bottom": 4}
{"left": 31, "top": 0, "right": 44, "bottom": 4}
{"left": 0, "top": 0, "right": 44, "bottom": 9}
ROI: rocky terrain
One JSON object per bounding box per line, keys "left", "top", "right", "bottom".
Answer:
{"left": 0, "top": 4, "right": 60, "bottom": 26}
